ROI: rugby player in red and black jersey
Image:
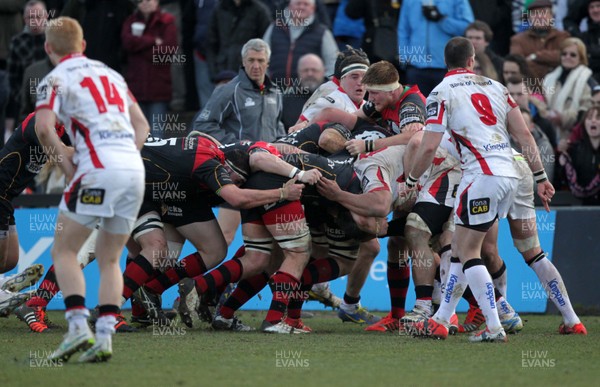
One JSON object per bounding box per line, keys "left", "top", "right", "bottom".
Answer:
{"left": 178, "top": 149, "right": 372, "bottom": 332}
{"left": 0, "top": 113, "right": 70, "bottom": 321}
{"left": 122, "top": 135, "right": 309, "bottom": 325}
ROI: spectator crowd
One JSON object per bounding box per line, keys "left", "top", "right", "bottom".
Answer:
{"left": 0, "top": 0, "right": 598, "bottom": 204}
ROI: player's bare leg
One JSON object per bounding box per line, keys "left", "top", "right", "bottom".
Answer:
{"left": 217, "top": 207, "right": 240, "bottom": 247}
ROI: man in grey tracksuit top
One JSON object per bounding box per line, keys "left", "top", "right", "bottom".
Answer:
{"left": 193, "top": 38, "right": 285, "bottom": 143}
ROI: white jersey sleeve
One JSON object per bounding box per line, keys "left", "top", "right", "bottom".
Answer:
{"left": 300, "top": 89, "right": 363, "bottom": 122}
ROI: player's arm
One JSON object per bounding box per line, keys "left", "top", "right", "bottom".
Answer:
{"left": 270, "top": 142, "right": 308, "bottom": 155}
{"left": 129, "top": 102, "right": 149, "bottom": 150}
{"left": 35, "top": 109, "right": 75, "bottom": 180}
{"left": 406, "top": 129, "right": 444, "bottom": 185}
{"left": 316, "top": 177, "right": 392, "bottom": 217}
{"left": 507, "top": 107, "right": 555, "bottom": 210}
{"left": 308, "top": 107, "right": 360, "bottom": 130}
{"left": 218, "top": 180, "right": 303, "bottom": 209}
{"left": 249, "top": 149, "right": 322, "bottom": 184}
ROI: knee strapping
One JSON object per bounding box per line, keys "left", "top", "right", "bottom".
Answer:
{"left": 132, "top": 213, "right": 164, "bottom": 242}
{"left": 513, "top": 235, "right": 540, "bottom": 252}
{"left": 243, "top": 237, "right": 274, "bottom": 254}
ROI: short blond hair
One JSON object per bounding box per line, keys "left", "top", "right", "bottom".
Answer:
{"left": 45, "top": 17, "right": 84, "bottom": 57}
{"left": 560, "top": 37, "right": 588, "bottom": 66}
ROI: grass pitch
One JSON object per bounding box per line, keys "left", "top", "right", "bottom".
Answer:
{"left": 1, "top": 311, "right": 598, "bottom": 387}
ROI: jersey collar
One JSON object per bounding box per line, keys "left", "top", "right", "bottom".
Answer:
{"left": 445, "top": 68, "right": 474, "bottom": 77}
{"left": 59, "top": 53, "right": 85, "bottom": 63}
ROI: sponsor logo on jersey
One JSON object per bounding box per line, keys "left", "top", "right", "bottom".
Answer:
{"left": 198, "top": 109, "right": 210, "bottom": 120}
{"left": 469, "top": 198, "right": 490, "bottom": 215}
{"left": 361, "top": 175, "right": 370, "bottom": 189}
{"left": 244, "top": 97, "right": 256, "bottom": 107}
{"left": 166, "top": 206, "right": 183, "bottom": 217}
{"left": 483, "top": 142, "right": 510, "bottom": 152}
{"left": 426, "top": 102, "right": 439, "bottom": 118}
{"left": 400, "top": 102, "right": 417, "bottom": 114}
{"left": 324, "top": 96, "right": 335, "bottom": 104}
{"left": 80, "top": 188, "right": 105, "bottom": 205}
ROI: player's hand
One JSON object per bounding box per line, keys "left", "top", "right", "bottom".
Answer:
{"left": 298, "top": 169, "right": 322, "bottom": 185}
{"left": 345, "top": 139, "right": 366, "bottom": 156}
{"left": 537, "top": 180, "right": 555, "bottom": 212}
{"left": 281, "top": 177, "right": 303, "bottom": 201}
{"left": 60, "top": 159, "right": 76, "bottom": 184}
{"left": 289, "top": 121, "right": 308, "bottom": 133}
{"left": 316, "top": 176, "right": 342, "bottom": 201}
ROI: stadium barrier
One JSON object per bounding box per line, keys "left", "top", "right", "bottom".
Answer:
{"left": 9, "top": 203, "right": 598, "bottom": 313}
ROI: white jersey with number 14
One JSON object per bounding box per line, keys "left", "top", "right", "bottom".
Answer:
{"left": 36, "top": 53, "right": 143, "bottom": 173}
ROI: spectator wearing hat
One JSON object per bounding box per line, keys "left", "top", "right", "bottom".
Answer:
{"left": 510, "top": 0, "right": 570, "bottom": 80}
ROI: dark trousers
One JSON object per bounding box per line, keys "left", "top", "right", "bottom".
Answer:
{"left": 406, "top": 66, "right": 447, "bottom": 98}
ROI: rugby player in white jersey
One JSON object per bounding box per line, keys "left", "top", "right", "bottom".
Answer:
{"left": 35, "top": 17, "right": 148, "bottom": 361}
{"left": 406, "top": 37, "right": 554, "bottom": 343}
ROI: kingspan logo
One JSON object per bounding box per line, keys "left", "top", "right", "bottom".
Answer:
{"left": 547, "top": 279, "right": 566, "bottom": 306}
{"left": 485, "top": 283, "right": 495, "bottom": 309}
{"left": 483, "top": 142, "right": 510, "bottom": 152}
{"left": 444, "top": 274, "right": 458, "bottom": 303}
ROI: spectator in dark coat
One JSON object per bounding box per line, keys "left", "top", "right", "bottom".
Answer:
{"left": 259, "top": 0, "right": 332, "bottom": 28}
{"left": 263, "top": 0, "right": 337, "bottom": 84}
{"left": 345, "top": 0, "right": 400, "bottom": 65}
{"left": 281, "top": 53, "right": 326, "bottom": 130}
{"left": 206, "top": 0, "right": 272, "bottom": 80}
{"left": 6, "top": 1, "right": 47, "bottom": 131}
{"left": 122, "top": 0, "right": 177, "bottom": 138}
{"left": 183, "top": 0, "right": 218, "bottom": 110}
{"left": 581, "top": 0, "right": 600, "bottom": 83}
{"left": 61, "top": 0, "right": 135, "bottom": 73}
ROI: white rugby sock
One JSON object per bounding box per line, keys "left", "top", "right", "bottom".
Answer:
{"left": 95, "top": 315, "right": 117, "bottom": 340}
{"left": 65, "top": 308, "right": 90, "bottom": 335}
{"left": 530, "top": 254, "right": 579, "bottom": 326}
{"left": 463, "top": 259, "right": 503, "bottom": 333}
{"left": 433, "top": 257, "right": 465, "bottom": 325}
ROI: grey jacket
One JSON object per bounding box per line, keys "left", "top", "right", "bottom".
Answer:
{"left": 193, "top": 68, "right": 285, "bottom": 143}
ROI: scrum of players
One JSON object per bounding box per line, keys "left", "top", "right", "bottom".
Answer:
{"left": 0, "top": 26, "right": 586, "bottom": 364}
